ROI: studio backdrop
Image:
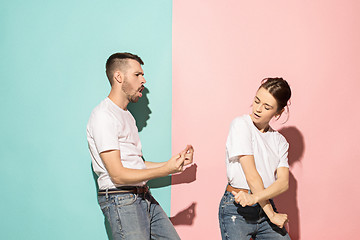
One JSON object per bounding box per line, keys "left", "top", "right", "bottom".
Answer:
{"left": 1, "top": 1, "right": 359, "bottom": 239}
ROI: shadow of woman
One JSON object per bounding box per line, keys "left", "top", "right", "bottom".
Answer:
{"left": 275, "top": 126, "right": 305, "bottom": 240}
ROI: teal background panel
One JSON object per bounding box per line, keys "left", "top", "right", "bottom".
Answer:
{"left": 0, "top": 0, "right": 172, "bottom": 239}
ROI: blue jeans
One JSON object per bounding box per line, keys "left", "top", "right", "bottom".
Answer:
{"left": 219, "top": 191, "right": 291, "bottom": 240}
{"left": 98, "top": 190, "right": 180, "bottom": 240}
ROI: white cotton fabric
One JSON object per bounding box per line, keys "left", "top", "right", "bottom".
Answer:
{"left": 226, "top": 114, "right": 289, "bottom": 189}
{"left": 87, "top": 98, "right": 147, "bottom": 190}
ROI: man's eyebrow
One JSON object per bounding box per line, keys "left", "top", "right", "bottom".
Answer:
{"left": 135, "top": 71, "right": 144, "bottom": 75}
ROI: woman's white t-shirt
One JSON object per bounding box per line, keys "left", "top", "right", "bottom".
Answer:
{"left": 226, "top": 114, "right": 289, "bottom": 189}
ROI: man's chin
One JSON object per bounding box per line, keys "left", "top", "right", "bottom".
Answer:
{"left": 130, "top": 97, "right": 139, "bottom": 103}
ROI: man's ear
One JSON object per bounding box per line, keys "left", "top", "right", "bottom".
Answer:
{"left": 113, "top": 71, "right": 123, "bottom": 84}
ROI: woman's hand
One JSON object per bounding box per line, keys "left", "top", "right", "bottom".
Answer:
{"left": 268, "top": 212, "right": 288, "bottom": 228}
{"left": 232, "top": 191, "right": 259, "bottom": 207}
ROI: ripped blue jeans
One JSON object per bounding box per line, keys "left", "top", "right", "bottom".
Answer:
{"left": 218, "top": 191, "right": 290, "bottom": 240}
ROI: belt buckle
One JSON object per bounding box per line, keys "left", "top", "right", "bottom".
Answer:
{"left": 137, "top": 186, "right": 148, "bottom": 197}
{"left": 142, "top": 186, "right": 149, "bottom": 193}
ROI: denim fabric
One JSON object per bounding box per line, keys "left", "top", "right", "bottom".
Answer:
{"left": 219, "top": 191, "right": 290, "bottom": 240}
{"left": 98, "top": 191, "right": 180, "bottom": 240}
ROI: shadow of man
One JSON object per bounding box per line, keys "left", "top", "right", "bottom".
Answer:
{"left": 148, "top": 164, "right": 198, "bottom": 189}
{"left": 148, "top": 164, "right": 198, "bottom": 226}
{"left": 275, "top": 126, "right": 305, "bottom": 240}
{"left": 129, "top": 86, "right": 198, "bottom": 226}
{"left": 170, "top": 202, "right": 197, "bottom": 226}
{"left": 128, "top": 87, "right": 151, "bottom": 132}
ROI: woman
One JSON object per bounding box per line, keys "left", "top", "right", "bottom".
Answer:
{"left": 219, "top": 78, "right": 292, "bottom": 240}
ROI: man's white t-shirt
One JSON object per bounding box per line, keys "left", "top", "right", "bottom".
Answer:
{"left": 226, "top": 114, "right": 289, "bottom": 189}
{"left": 87, "top": 98, "right": 147, "bottom": 190}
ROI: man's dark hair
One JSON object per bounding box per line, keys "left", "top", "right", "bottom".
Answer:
{"left": 105, "top": 52, "right": 144, "bottom": 85}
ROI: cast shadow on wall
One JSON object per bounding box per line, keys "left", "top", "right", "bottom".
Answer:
{"left": 169, "top": 165, "right": 198, "bottom": 226}
{"left": 147, "top": 164, "right": 198, "bottom": 226}
{"left": 275, "top": 126, "right": 305, "bottom": 240}
{"left": 128, "top": 87, "right": 151, "bottom": 132}
{"left": 129, "top": 86, "right": 198, "bottom": 226}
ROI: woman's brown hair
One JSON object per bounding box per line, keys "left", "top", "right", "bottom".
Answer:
{"left": 260, "top": 77, "right": 291, "bottom": 112}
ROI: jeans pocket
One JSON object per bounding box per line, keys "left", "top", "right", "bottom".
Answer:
{"left": 115, "top": 193, "right": 137, "bottom": 207}
{"left": 98, "top": 197, "right": 110, "bottom": 211}
{"left": 221, "top": 192, "right": 235, "bottom": 205}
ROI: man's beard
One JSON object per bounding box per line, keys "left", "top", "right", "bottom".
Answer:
{"left": 129, "top": 94, "right": 139, "bottom": 103}
{"left": 122, "top": 79, "right": 139, "bottom": 103}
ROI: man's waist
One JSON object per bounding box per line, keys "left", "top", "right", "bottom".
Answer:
{"left": 98, "top": 186, "right": 149, "bottom": 195}
{"left": 96, "top": 173, "right": 148, "bottom": 190}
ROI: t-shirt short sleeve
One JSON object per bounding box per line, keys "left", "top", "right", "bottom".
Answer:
{"left": 226, "top": 117, "right": 253, "bottom": 161}
{"left": 277, "top": 135, "right": 289, "bottom": 169}
{"left": 91, "top": 111, "right": 120, "bottom": 154}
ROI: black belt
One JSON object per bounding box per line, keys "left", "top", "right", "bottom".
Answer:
{"left": 98, "top": 186, "right": 149, "bottom": 196}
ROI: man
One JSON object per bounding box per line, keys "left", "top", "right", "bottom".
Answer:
{"left": 87, "top": 52, "right": 194, "bottom": 239}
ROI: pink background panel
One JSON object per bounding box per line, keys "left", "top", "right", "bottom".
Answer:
{"left": 172, "top": 1, "right": 360, "bottom": 239}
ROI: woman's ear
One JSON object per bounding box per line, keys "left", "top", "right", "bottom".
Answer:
{"left": 275, "top": 108, "right": 285, "bottom": 119}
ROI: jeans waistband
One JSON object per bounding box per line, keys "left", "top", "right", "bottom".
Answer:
{"left": 98, "top": 186, "right": 149, "bottom": 196}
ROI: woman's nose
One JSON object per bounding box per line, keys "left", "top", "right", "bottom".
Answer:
{"left": 256, "top": 104, "right": 262, "bottom": 112}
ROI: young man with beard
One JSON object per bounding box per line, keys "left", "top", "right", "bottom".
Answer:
{"left": 87, "top": 52, "right": 194, "bottom": 240}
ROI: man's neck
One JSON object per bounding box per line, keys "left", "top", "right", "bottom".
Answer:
{"left": 108, "top": 90, "right": 129, "bottom": 110}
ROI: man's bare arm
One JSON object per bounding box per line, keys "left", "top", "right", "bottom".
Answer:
{"left": 101, "top": 145, "right": 194, "bottom": 185}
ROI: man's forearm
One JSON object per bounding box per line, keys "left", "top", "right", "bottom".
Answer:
{"left": 101, "top": 149, "right": 187, "bottom": 186}
{"left": 110, "top": 165, "right": 169, "bottom": 185}
{"left": 144, "top": 161, "right": 167, "bottom": 169}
